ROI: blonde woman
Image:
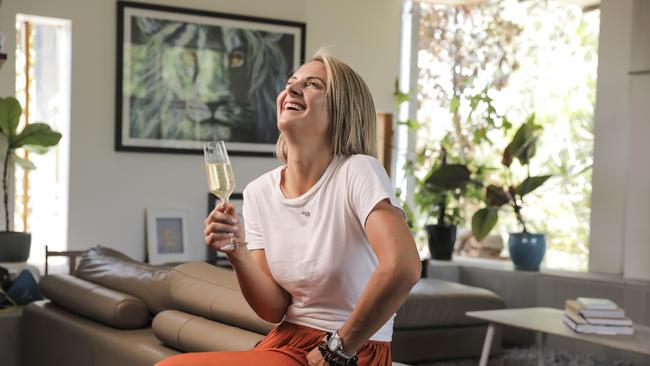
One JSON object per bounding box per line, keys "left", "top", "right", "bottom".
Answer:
{"left": 157, "top": 52, "right": 421, "bottom": 366}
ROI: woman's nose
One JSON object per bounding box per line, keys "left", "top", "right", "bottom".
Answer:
{"left": 287, "top": 82, "right": 303, "bottom": 96}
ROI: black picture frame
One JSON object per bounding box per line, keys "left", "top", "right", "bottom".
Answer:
{"left": 206, "top": 192, "right": 243, "bottom": 267}
{"left": 116, "top": 1, "right": 306, "bottom": 156}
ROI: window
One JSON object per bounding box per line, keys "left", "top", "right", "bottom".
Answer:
{"left": 400, "top": 0, "right": 599, "bottom": 271}
{"left": 15, "top": 15, "right": 71, "bottom": 269}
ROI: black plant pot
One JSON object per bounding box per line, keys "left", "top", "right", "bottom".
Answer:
{"left": 0, "top": 231, "right": 32, "bottom": 262}
{"left": 426, "top": 224, "right": 457, "bottom": 260}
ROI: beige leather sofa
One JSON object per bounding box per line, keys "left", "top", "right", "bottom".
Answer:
{"left": 21, "top": 247, "right": 505, "bottom": 365}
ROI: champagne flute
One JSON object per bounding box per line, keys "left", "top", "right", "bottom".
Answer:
{"left": 204, "top": 141, "right": 239, "bottom": 251}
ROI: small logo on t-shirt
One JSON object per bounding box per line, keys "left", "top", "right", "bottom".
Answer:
{"left": 301, "top": 211, "right": 311, "bottom": 217}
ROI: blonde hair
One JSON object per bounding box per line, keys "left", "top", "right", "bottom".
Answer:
{"left": 275, "top": 51, "right": 377, "bottom": 163}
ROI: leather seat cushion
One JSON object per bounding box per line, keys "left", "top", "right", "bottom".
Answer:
{"left": 39, "top": 274, "right": 149, "bottom": 329}
{"left": 153, "top": 310, "right": 265, "bottom": 353}
{"left": 75, "top": 246, "right": 172, "bottom": 314}
{"left": 394, "top": 278, "right": 505, "bottom": 329}
{"left": 169, "top": 262, "right": 276, "bottom": 335}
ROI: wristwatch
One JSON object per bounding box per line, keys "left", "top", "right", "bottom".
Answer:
{"left": 326, "top": 331, "right": 356, "bottom": 357}
{"left": 318, "top": 331, "right": 358, "bottom": 366}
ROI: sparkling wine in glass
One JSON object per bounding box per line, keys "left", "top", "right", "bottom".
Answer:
{"left": 204, "top": 141, "right": 238, "bottom": 250}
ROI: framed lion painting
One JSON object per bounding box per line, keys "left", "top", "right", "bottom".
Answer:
{"left": 116, "top": 1, "right": 305, "bottom": 156}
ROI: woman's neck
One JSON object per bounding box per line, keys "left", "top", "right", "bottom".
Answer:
{"left": 281, "top": 144, "right": 334, "bottom": 199}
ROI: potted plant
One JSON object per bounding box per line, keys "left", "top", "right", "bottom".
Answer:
{"left": 471, "top": 114, "right": 551, "bottom": 271}
{"left": 0, "top": 97, "right": 62, "bottom": 262}
{"left": 416, "top": 146, "right": 472, "bottom": 260}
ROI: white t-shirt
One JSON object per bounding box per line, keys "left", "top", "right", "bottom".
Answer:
{"left": 242, "top": 154, "right": 405, "bottom": 342}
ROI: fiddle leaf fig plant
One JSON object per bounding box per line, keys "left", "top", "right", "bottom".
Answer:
{"left": 471, "top": 114, "right": 551, "bottom": 241}
{"left": 0, "top": 97, "right": 62, "bottom": 231}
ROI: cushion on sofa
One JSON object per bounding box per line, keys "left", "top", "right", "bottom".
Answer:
{"left": 394, "top": 278, "right": 505, "bottom": 329}
{"left": 153, "top": 310, "right": 265, "bottom": 352}
{"left": 75, "top": 246, "right": 172, "bottom": 314}
{"left": 169, "top": 262, "right": 276, "bottom": 335}
{"left": 39, "top": 274, "right": 149, "bottom": 329}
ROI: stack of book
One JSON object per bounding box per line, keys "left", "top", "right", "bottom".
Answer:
{"left": 563, "top": 297, "right": 634, "bottom": 335}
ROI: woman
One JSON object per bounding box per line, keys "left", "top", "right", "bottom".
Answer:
{"left": 157, "top": 51, "right": 421, "bottom": 366}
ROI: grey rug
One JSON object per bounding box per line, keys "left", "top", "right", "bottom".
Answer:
{"left": 414, "top": 347, "right": 636, "bottom": 366}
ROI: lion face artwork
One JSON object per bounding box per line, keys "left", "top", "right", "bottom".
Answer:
{"left": 124, "top": 15, "right": 294, "bottom": 147}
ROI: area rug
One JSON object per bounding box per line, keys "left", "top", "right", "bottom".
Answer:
{"left": 414, "top": 347, "right": 636, "bottom": 366}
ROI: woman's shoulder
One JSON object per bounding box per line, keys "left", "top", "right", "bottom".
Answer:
{"left": 340, "top": 154, "right": 385, "bottom": 173}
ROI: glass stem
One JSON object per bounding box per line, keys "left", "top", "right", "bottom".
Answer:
{"left": 220, "top": 197, "right": 235, "bottom": 246}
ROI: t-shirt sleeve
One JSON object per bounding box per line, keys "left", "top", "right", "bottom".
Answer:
{"left": 348, "top": 155, "right": 406, "bottom": 228}
{"left": 242, "top": 187, "right": 265, "bottom": 250}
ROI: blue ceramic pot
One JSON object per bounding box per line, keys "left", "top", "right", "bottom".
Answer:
{"left": 508, "top": 232, "right": 545, "bottom": 271}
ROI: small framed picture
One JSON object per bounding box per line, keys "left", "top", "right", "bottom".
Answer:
{"left": 146, "top": 209, "right": 190, "bottom": 265}
{"left": 207, "top": 193, "right": 243, "bottom": 267}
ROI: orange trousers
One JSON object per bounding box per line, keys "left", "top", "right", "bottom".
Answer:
{"left": 155, "top": 322, "right": 391, "bottom": 366}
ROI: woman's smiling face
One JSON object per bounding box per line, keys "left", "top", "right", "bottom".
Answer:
{"left": 276, "top": 61, "right": 329, "bottom": 142}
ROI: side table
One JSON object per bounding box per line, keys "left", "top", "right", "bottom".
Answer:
{"left": 0, "top": 306, "right": 23, "bottom": 366}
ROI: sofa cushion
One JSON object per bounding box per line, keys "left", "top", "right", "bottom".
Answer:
{"left": 75, "top": 246, "right": 172, "bottom": 314}
{"left": 394, "top": 278, "right": 505, "bottom": 329}
{"left": 169, "top": 262, "right": 276, "bottom": 335}
{"left": 39, "top": 274, "right": 149, "bottom": 329}
{"left": 153, "top": 310, "right": 265, "bottom": 352}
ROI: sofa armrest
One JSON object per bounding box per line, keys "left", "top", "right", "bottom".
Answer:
{"left": 39, "top": 274, "right": 149, "bottom": 329}
{"left": 153, "top": 310, "right": 265, "bottom": 352}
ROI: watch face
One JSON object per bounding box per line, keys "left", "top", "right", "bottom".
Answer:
{"left": 327, "top": 333, "right": 341, "bottom": 351}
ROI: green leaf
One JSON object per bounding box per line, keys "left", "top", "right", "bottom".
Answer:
{"left": 450, "top": 95, "right": 460, "bottom": 114}
{"left": 486, "top": 185, "right": 511, "bottom": 207}
{"left": 397, "top": 118, "right": 421, "bottom": 129}
{"left": 515, "top": 135, "right": 538, "bottom": 165}
{"left": 12, "top": 154, "right": 36, "bottom": 170}
{"left": 514, "top": 175, "right": 552, "bottom": 197}
{"left": 502, "top": 116, "right": 512, "bottom": 130}
{"left": 472, "top": 207, "right": 499, "bottom": 242}
{"left": 0, "top": 97, "right": 22, "bottom": 137}
{"left": 393, "top": 78, "right": 410, "bottom": 105}
{"left": 24, "top": 144, "right": 50, "bottom": 155}
{"left": 425, "top": 164, "right": 471, "bottom": 190}
{"left": 11, "top": 123, "right": 62, "bottom": 149}
{"left": 502, "top": 143, "right": 513, "bottom": 167}
{"left": 504, "top": 115, "right": 540, "bottom": 166}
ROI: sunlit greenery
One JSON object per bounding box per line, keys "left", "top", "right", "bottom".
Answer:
{"left": 416, "top": 0, "right": 599, "bottom": 271}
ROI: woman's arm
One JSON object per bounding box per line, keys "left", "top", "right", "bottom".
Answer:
{"left": 337, "top": 199, "right": 421, "bottom": 353}
{"left": 204, "top": 204, "right": 291, "bottom": 323}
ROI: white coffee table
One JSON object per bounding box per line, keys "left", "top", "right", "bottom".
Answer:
{"left": 467, "top": 307, "right": 650, "bottom": 366}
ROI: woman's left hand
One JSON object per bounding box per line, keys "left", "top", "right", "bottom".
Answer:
{"left": 306, "top": 347, "right": 329, "bottom": 366}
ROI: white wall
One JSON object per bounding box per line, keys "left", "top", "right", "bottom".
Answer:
{"left": 590, "top": 0, "right": 650, "bottom": 280}
{"left": 0, "top": 0, "right": 401, "bottom": 261}
{"left": 622, "top": 0, "right": 650, "bottom": 280}
{"left": 305, "top": 0, "right": 402, "bottom": 113}
{"left": 588, "top": 0, "right": 633, "bottom": 276}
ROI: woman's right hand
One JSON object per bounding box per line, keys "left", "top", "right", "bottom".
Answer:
{"left": 203, "top": 202, "right": 244, "bottom": 252}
